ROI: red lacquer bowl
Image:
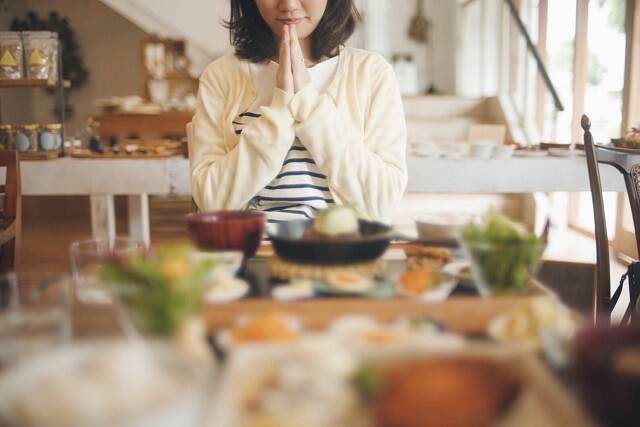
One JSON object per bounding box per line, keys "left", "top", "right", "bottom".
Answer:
{"left": 186, "top": 210, "right": 265, "bottom": 257}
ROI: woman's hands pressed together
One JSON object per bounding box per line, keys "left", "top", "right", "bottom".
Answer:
{"left": 276, "top": 24, "right": 311, "bottom": 94}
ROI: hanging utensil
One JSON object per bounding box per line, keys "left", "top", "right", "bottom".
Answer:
{"left": 408, "top": 0, "right": 430, "bottom": 43}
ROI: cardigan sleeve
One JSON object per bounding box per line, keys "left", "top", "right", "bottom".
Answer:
{"left": 288, "top": 58, "right": 407, "bottom": 222}
{"left": 190, "top": 71, "right": 295, "bottom": 211}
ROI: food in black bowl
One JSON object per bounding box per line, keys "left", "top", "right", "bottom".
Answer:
{"left": 268, "top": 206, "right": 392, "bottom": 265}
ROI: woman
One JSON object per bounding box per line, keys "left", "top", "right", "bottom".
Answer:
{"left": 191, "top": 0, "right": 407, "bottom": 222}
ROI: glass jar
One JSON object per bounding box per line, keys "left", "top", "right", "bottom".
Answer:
{"left": 22, "top": 31, "right": 58, "bottom": 81}
{"left": 39, "top": 123, "right": 62, "bottom": 152}
{"left": 0, "top": 32, "right": 24, "bottom": 80}
{"left": 14, "top": 124, "right": 38, "bottom": 153}
{"left": 0, "top": 124, "right": 13, "bottom": 149}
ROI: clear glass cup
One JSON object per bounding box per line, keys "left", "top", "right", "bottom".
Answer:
{"left": 69, "top": 237, "right": 142, "bottom": 304}
{"left": 462, "top": 240, "right": 545, "bottom": 297}
{"left": 0, "top": 273, "right": 71, "bottom": 368}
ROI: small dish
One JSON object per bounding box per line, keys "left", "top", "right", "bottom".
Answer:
{"left": 469, "top": 139, "right": 496, "bottom": 159}
{"left": 414, "top": 212, "right": 475, "bottom": 242}
{"left": 514, "top": 149, "right": 548, "bottom": 158}
{"left": 411, "top": 141, "right": 439, "bottom": 158}
{"left": 492, "top": 145, "right": 514, "bottom": 159}
{"left": 216, "top": 313, "right": 302, "bottom": 350}
{"left": 186, "top": 210, "right": 265, "bottom": 257}
{"left": 272, "top": 280, "right": 315, "bottom": 301}
{"left": 204, "top": 276, "right": 249, "bottom": 303}
{"left": 548, "top": 148, "right": 576, "bottom": 158}
{"left": 190, "top": 250, "right": 243, "bottom": 278}
{"left": 313, "top": 278, "right": 395, "bottom": 299}
{"left": 395, "top": 269, "right": 457, "bottom": 302}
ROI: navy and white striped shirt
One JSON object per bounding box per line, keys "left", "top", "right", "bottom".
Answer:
{"left": 241, "top": 58, "right": 339, "bottom": 223}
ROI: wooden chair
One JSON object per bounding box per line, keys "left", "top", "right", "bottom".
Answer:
{"left": 536, "top": 260, "right": 596, "bottom": 314}
{"left": 582, "top": 114, "right": 640, "bottom": 323}
{"left": 0, "top": 150, "right": 21, "bottom": 273}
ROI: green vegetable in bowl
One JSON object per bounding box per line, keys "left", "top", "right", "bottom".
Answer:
{"left": 97, "top": 246, "right": 215, "bottom": 336}
{"left": 462, "top": 210, "right": 544, "bottom": 295}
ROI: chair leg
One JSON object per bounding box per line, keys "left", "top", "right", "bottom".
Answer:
{"left": 0, "top": 238, "right": 15, "bottom": 274}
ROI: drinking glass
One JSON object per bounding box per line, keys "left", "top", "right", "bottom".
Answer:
{"left": 69, "top": 237, "right": 142, "bottom": 304}
{"left": 462, "top": 240, "right": 545, "bottom": 296}
{"left": 0, "top": 273, "right": 71, "bottom": 367}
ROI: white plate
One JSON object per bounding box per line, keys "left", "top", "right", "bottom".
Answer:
{"left": 548, "top": 148, "right": 576, "bottom": 157}
{"left": 442, "top": 260, "right": 473, "bottom": 288}
{"left": 0, "top": 341, "right": 205, "bottom": 427}
{"left": 215, "top": 314, "right": 302, "bottom": 351}
{"left": 395, "top": 270, "right": 458, "bottom": 302}
{"left": 204, "top": 277, "right": 249, "bottom": 303}
{"left": 272, "top": 280, "right": 315, "bottom": 301}
{"left": 190, "top": 250, "right": 243, "bottom": 278}
{"left": 514, "top": 150, "right": 548, "bottom": 158}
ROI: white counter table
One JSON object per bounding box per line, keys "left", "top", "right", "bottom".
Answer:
{"left": 20, "top": 156, "right": 626, "bottom": 245}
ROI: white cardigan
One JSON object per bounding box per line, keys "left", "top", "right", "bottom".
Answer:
{"left": 191, "top": 47, "right": 407, "bottom": 222}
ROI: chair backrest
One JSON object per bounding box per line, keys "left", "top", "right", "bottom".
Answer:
{"left": 583, "top": 114, "right": 640, "bottom": 323}
{"left": 582, "top": 115, "right": 611, "bottom": 322}
{"left": 0, "top": 150, "right": 21, "bottom": 272}
{"left": 0, "top": 150, "right": 20, "bottom": 222}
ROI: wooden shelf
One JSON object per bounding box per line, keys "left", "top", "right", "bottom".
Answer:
{"left": 19, "top": 151, "right": 60, "bottom": 161}
{"left": 97, "top": 111, "right": 192, "bottom": 138}
{"left": 0, "top": 79, "right": 71, "bottom": 89}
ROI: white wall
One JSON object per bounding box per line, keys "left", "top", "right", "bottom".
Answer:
{"left": 100, "top": 0, "right": 459, "bottom": 93}
{"left": 100, "top": 0, "right": 230, "bottom": 74}
{"left": 341, "top": 0, "right": 459, "bottom": 94}
{"left": 386, "top": 0, "right": 457, "bottom": 94}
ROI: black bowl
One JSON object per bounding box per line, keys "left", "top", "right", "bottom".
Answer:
{"left": 268, "top": 219, "right": 393, "bottom": 265}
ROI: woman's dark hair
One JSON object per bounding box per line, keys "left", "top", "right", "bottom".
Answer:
{"left": 225, "top": 0, "right": 360, "bottom": 63}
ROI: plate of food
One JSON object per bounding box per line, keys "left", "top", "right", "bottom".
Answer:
{"left": 212, "top": 339, "right": 595, "bottom": 427}
{"left": 313, "top": 272, "right": 396, "bottom": 298}
{"left": 215, "top": 312, "right": 302, "bottom": 351}
{"left": 268, "top": 206, "right": 393, "bottom": 265}
{"left": 395, "top": 266, "right": 458, "bottom": 302}
{"left": 610, "top": 127, "right": 640, "bottom": 150}
{"left": 0, "top": 341, "right": 207, "bottom": 427}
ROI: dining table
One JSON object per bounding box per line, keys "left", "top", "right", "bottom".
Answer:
{"left": 9, "top": 242, "right": 605, "bottom": 427}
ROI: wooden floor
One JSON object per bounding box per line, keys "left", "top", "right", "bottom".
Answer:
{"left": 18, "top": 196, "right": 192, "bottom": 291}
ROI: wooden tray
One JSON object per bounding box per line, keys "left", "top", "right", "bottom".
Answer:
{"left": 70, "top": 150, "right": 180, "bottom": 159}
{"left": 70, "top": 139, "right": 185, "bottom": 159}
{"left": 19, "top": 151, "right": 59, "bottom": 161}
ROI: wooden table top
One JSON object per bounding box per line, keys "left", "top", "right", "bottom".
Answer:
{"left": 72, "top": 294, "right": 537, "bottom": 338}
{"left": 63, "top": 244, "right": 554, "bottom": 339}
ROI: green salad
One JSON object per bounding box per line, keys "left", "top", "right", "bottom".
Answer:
{"left": 462, "top": 210, "right": 544, "bottom": 294}
{"left": 97, "top": 246, "right": 215, "bottom": 336}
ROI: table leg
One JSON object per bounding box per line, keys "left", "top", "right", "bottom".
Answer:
{"left": 90, "top": 195, "right": 116, "bottom": 240}
{"left": 127, "top": 194, "right": 150, "bottom": 247}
